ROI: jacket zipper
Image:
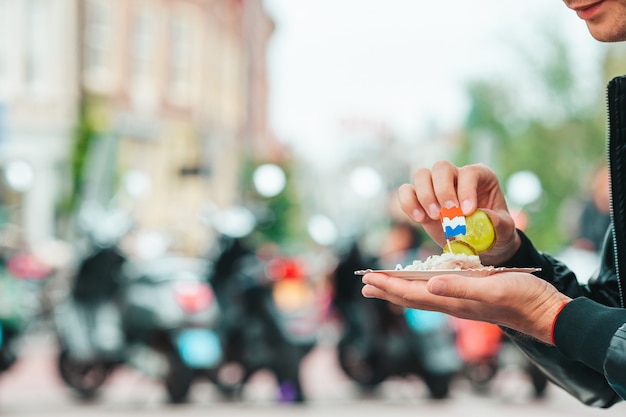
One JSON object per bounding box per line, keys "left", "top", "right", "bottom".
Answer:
{"left": 607, "top": 76, "right": 626, "bottom": 308}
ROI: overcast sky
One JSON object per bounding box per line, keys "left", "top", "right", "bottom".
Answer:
{"left": 262, "top": 0, "right": 603, "bottom": 161}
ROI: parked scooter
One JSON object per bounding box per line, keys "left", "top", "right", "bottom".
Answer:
{"left": 331, "top": 240, "right": 461, "bottom": 399}
{"left": 452, "top": 317, "right": 548, "bottom": 398}
{"left": 54, "top": 205, "right": 222, "bottom": 403}
{"left": 452, "top": 318, "right": 502, "bottom": 393}
{"left": 0, "top": 244, "right": 52, "bottom": 376}
{"left": 203, "top": 208, "right": 317, "bottom": 403}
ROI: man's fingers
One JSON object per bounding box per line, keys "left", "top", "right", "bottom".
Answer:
{"left": 430, "top": 160, "right": 461, "bottom": 211}
{"left": 362, "top": 273, "right": 461, "bottom": 308}
{"left": 362, "top": 273, "right": 478, "bottom": 316}
{"left": 362, "top": 273, "right": 419, "bottom": 293}
{"left": 364, "top": 273, "right": 500, "bottom": 306}
{"left": 362, "top": 273, "right": 429, "bottom": 301}
{"left": 427, "top": 275, "right": 503, "bottom": 303}
{"left": 398, "top": 184, "right": 424, "bottom": 222}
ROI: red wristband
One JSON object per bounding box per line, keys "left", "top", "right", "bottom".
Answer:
{"left": 550, "top": 301, "right": 569, "bottom": 346}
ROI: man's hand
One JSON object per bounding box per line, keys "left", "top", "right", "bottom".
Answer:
{"left": 361, "top": 271, "right": 571, "bottom": 345}
{"left": 397, "top": 161, "right": 520, "bottom": 265}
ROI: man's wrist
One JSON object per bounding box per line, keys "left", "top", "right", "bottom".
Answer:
{"left": 533, "top": 295, "right": 571, "bottom": 345}
{"left": 550, "top": 300, "right": 570, "bottom": 345}
{"left": 514, "top": 287, "right": 571, "bottom": 345}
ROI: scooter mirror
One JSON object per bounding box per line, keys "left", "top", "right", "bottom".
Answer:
{"left": 78, "top": 201, "right": 134, "bottom": 247}
{"left": 213, "top": 206, "right": 256, "bottom": 238}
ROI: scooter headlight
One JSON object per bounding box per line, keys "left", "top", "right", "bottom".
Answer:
{"left": 173, "top": 281, "right": 214, "bottom": 314}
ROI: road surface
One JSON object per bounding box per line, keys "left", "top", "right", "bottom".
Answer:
{"left": 0, "top": 330, "right": 624, "bottom": 417}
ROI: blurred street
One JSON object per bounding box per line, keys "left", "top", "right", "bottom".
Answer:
{"left": 1, "top": 329, "right": 625, "bottom": 417}
{"left": 0, "top": 2, "right": 624, "bottom": 415}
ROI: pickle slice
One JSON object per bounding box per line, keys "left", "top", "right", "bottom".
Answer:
{"left": 456, "top": 209, "right": 496, "bottom": 253}
{"left": 442, "top": 240, "right": 478, "bottom": 256}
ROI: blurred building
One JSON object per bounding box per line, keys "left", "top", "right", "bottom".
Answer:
{"left": 78, "top": 0, "right": 277, "bottom": 255}
{"left": 0, "top": 0, "right": 79, "bottom": 247}
{"left": 0, "top": 0, "right": 277, "bottom": 255}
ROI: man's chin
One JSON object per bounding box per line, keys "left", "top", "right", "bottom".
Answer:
{"left": 586, "top": 23, "right": 626, "bottom": 42}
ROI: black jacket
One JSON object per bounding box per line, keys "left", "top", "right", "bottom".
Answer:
{"left": 498, "top": 75, "right": 626, "bottom": 407}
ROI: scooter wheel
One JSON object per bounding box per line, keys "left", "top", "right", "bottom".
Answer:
{"left": 206, "top": 361, "right": 249, "bottom": 400}
{"left": 164, "top": 355, "right": 194, "bottom": 404}
{"left": 465, "top": 362, "right": 498, "bottom": 394}
{"left": 337, "top": 345, "right": 385, "bottom": 388}
{"left": 422, "top": 373, "right": 451, "bottom": 400}
{"left": 58, "top": 350, "right": 113, "bottom": 400}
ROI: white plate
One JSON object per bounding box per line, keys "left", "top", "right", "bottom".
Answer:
{"left": 353, "top": 267, "right": 541, "bottom": 280}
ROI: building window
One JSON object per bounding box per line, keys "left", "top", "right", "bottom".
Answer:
{"left": 0, "top": 0, "right": 20, "bottom": 97}
{"left": 168, "top": 11, "right": 194, "bottom": 105}
{"left": 84, "top": 0, "right": 112, "bottom": 79}
{"left": 25, "top": 0, "right": 52, "bottom": 95}
{"left": 131, "top": 7, "right": 156, "bottom": 85}
{"left": 0, "top": 0, "right": 8, "bottom": 82}
{"left": 129, "top": 5, "right": 159, "bottom": 111}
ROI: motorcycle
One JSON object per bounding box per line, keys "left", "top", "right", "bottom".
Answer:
{"left": 331, "top": 240, "right": 462, "bottom": 399}
{"left": 54, "top": 206, "right": 222, "bottom": 403}
{"left": 205, "top": 232, "right": 318, "bottom": 403}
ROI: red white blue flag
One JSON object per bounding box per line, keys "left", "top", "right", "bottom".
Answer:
{"left": 440, "top": 206, "right": 467, "bottom": 239}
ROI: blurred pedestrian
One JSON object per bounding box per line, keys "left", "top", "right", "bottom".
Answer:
{"left": 362, "top": 1, "right": 626, "bottom": 408}
{"left": 377, "top": 220, "right": 423, "bottom": 270}
{"left": 557, "top": 164, "right": 610, "bottom": 281}
{"left": 576, "top": 164, "right": 611, "bottom": 253}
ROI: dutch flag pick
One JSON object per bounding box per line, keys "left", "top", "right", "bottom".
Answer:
{"left": 440, "top": 206, "right": 467, "bottom": 239}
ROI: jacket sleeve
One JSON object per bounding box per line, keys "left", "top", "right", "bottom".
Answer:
{"left": 553, "top": 298, "right": 626, "bottom": 403}
{"left": 498, "top": 230, "right": 624, "bottom": 407}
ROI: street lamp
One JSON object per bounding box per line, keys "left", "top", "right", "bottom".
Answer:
{"left": 349, "top": 166, "right": 383, "bottom": 199}
{"left": 4, "top": 160, "right": 34, "bottom": 193}
{"left": 122, "top": 169, "right": 152, "bottom": 200}
{"left": 506, "top": 170, "right": 542, "bottom": 207}
{"left": 307, "top": 214, "right": 338, "bottom": 246}
{"left": 253, "top": 163, "right": 286, "bottom": 198}
{"left": 506, "top": 170, "right": 542, "bottom": 231}
{"left": 2, "top": 160, "right": 35, "bottom": 246}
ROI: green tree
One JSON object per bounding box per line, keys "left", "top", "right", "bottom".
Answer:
{"left": 240, "top": 157, "right": 306, "bottom": 250}
{"left": 457, "top": 29, "right": 607, "bottom": 252}
{"left": 60, "top": 95, "right": 109, "bottom": 216}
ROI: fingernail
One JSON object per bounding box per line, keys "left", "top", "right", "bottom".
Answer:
{"left": 429, "top": 279, "right": 446, "bottom": 295}
{"left": 443, "top": 200, "right": 456, "bottom": 209}
{"left": 428, "top": 203, "right": 440, "bottom": 218}
{"left": 461, "top": 200, "right": 473, "bottom": 215}
{"left": 412, "top": 209, "right": 424, "bottom": 221}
